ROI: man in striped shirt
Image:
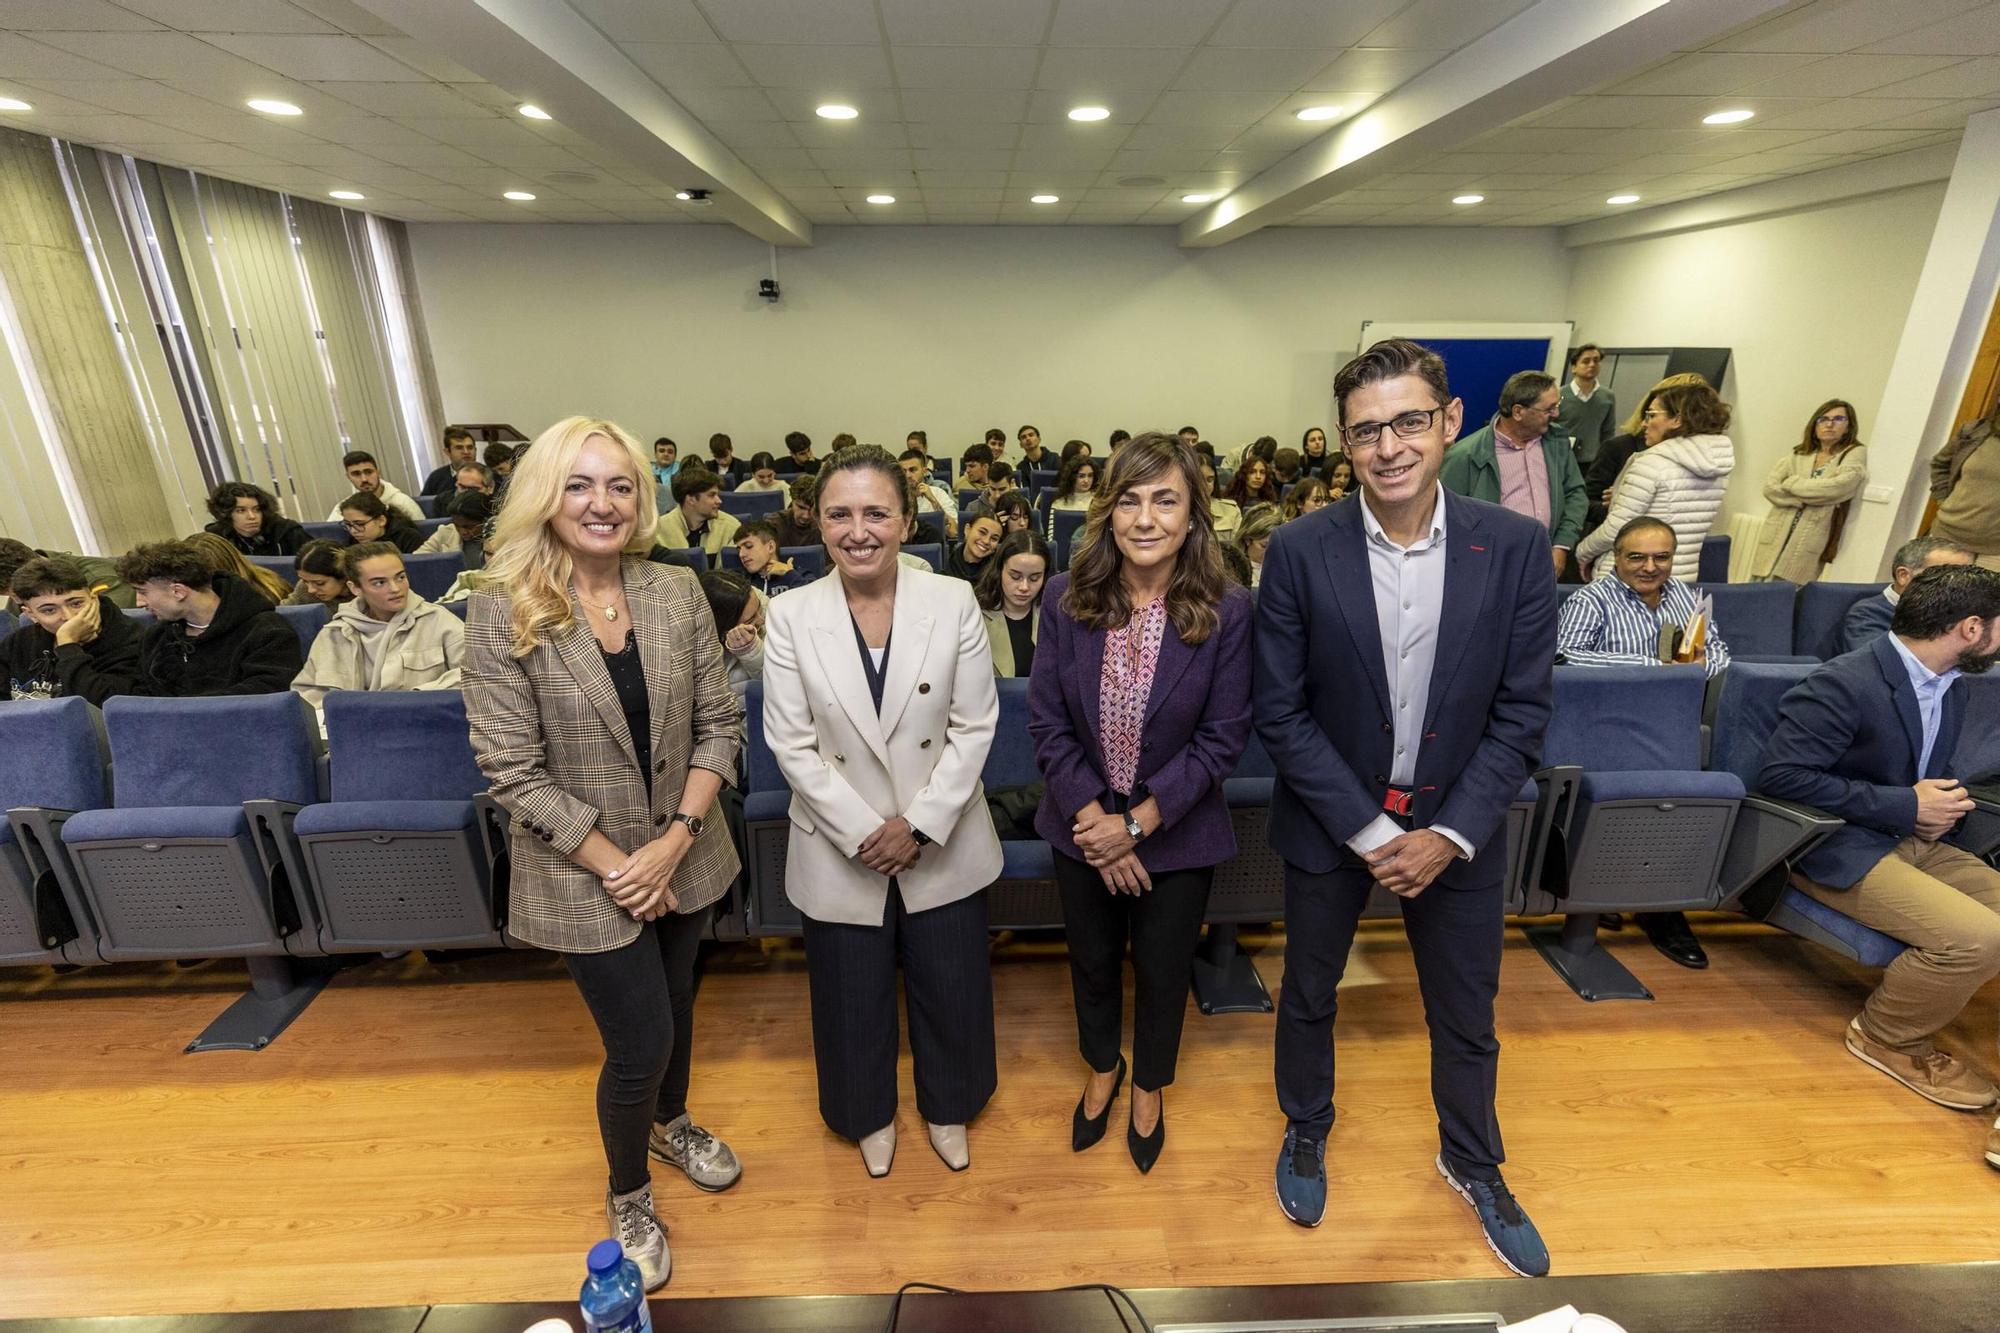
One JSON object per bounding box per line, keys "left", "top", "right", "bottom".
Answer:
{"left": 1554, "top": 515, "right": 1730, "bottom": 971}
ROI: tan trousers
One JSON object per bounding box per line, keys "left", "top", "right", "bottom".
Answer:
{"left": 1799, "top": 838, "right": 2000, "bottom": 1050}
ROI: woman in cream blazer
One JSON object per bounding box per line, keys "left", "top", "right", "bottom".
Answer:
{"left": 762, "top": 445, "right": 1003, "bottom": 1178}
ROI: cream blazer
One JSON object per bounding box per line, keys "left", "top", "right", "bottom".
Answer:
{"left": 762, "top": 565, "right": 1003, "bottom": 927}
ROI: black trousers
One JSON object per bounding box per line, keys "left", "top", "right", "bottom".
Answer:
{"left": 564, "top": 904, "right": 711, "bottom": 1194}
{"left": 1274, "top": 858, "right": 1506, "bottom": 1179}
{"left": 1054, "top": 851, "right": 1213, "bottom": 1090}
{"left": 799, "top": 882, "right": 996, "bottom": 1140}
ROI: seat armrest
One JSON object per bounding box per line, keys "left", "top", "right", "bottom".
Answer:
{"left": 244, "top": 800, "right": 319, "bottom": 946}
{"left": 6, "top": 806, "right": 95, "bottom": 957}
{"left": 1725, "top": 795, "right": 1844, "bottom": 916}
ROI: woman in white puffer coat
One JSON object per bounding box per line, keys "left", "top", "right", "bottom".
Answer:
{"left": 1573, "top": 379, "right": 1736, "bottom": 583}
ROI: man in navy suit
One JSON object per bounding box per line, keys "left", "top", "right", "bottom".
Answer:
{"left": 1760, "top": 564, "right": 2000, "bottom": 1161}
{"left": 1833, "top": 535, "right": 1974, "bottom": 657}
{"left": 1254, "top": 339, "right": 1557, "bottom": 1275}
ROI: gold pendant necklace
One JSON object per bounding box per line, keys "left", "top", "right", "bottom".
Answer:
{"left": 580, "top": 592, "right": 619, "bottom": 621}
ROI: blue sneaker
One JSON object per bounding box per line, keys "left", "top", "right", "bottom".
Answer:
{"left": 1436, "top": 1155, "right": 1549, "bottom": 1277}
{"left": 1273, "top": 1128, "right": 1326, "bottom": 1227}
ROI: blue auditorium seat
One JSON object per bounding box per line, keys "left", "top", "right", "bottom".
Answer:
{"left": 738, "top": 681, "right": 800, "bottom": 935}
{"left": 287, "top": 691, "right": 503, "bottom": 952}
{"left": 1793, "top": 581, "right": 1882, "bottom": 660}
{"left": 417, "top": 516, "right": 449, "bottom": 536}
{"left": 123, "top": 607, "right": 155, "bottom": 628}
{"left": 1697, "top": 581, "right": 1805, "bottom": 660}
{"left": 905, "top": 543, "right": 943, "bottom": 572}
{"left": 1698, "top": 533, "right": 1730, "bottom": 583}
{"left": 981, "top": 678, "right": 1062, "bottom": 928}
{"left": 402, "top": 552, "right": 462, "bottom": 602}
{"left": 0, "top": 609, "right": 13, "bottom": 637}
{"left": 1524, "top": 665, "right": 1744, "bottom": 999}
{"left": 931, "top": 457, "right": 955, "bottom": 485}
{"left": 277, "top": 602, "right": 328, "bottom": 656}
{"left": 1026, "top": 468, "right": 1058, "bottom": 495}
{"left": 417, "top": 493, "right": 444, "bottom": 518}
{"left": 721, "top": 491, "right": 783, "bottom": 520}
{"left": 302, "top": 521, "right": 345, "bottom": 544}
{"left": 719, "top": 545, "right": 827, "bottom": 582}
{"left": 440, "top": 601, "right": 468, "bottom": 620}
{"left": 0, "top": 697, "right": 111, "bottom": 966}
{"left": 1052, "top": 508, "right": 1091, "bottom": 569}
{"left": 247, "top": 555, "right": 295, "bottom": 581}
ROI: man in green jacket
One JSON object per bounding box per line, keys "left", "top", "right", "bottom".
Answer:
{"left": 1440, "top": 370, "right": 1589, "bottom": 578}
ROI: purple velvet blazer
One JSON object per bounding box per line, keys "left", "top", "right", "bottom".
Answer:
{"left": 1026, "top": 572, "right": 1253, "bottom": 871}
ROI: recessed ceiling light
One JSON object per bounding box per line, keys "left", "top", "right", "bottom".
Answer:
{"left": 815, "top": 104, "right": 859, "bottom": 120}
{"left": 1295, "top": 105, "right": 1342, "bottom": 122}
{"left": 503, "top": 190, "right": 536, "bottom": 201}
{"left": 1181, "top": 193, "right": 1215, "bottom": 204}
{"left": 328, "top": 190, "right": 365, "bottom": 201}
{"left": 1702, "top": 108, "right": 1754, "bottom": 125}
{"left": 0, "top": 96, "right": 31, "bottom": 113}
{"left": 866, "top": 193, "right": 895, "bottom": 204}
{"left": 246, "top": 98, "right": 303, "bottom": 116}
{"left": 1452, "top": 194, "right": 1484, "bottom": 205}
{"left": 517, "top": 103, "right": 552, "bottom": 121}
{"left": 1067, "top": 105, "right": 1110, "bottom": 122}
{"left": 1606, "top": 193, "right": 1641, "bottom": 205}
{"left": 1030, "top": 193, "right": 1060, "bottom": 204}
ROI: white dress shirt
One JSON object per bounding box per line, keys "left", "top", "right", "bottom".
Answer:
{"left": 1886, "top": 633, "right": 1959, "bottom": 779}
{"left": 1350, "top": 485, "right": 1471, "bottom": 860}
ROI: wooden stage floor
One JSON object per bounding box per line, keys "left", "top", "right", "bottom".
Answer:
{"left": 4, "top": 917, "right": 1998, "bottom": 1320}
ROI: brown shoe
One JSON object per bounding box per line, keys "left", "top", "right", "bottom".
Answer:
{"left": 1845, "top": 1018, "right": 1997, "bottom": 1110}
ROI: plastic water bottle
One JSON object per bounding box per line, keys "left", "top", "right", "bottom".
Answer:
{"left": 579, "top": 1239, "right": 652, "bottom": 1332}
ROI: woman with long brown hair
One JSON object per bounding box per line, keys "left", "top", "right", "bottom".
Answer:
{"left": 1026, "top": 431, "right": 1252, "bottom": 1174}
{"left": 184, "top": 530, "right": 292, "bottom": 605}
{"left": 1750, "top": 398, "right": 1869, "bottom": 584}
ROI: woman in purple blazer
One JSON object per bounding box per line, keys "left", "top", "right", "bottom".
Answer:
{"left": 1027, "top": 431, "right": 1253, "bottom": 1174}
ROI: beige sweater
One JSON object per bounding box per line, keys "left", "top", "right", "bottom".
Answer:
{"left": 1749, "top": 444, "right": 1868, "bottom": 584}
{"left": 291, "top": 594, "right": 465, "bottom": 709}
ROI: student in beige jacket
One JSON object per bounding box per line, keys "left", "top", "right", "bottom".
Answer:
{"left": 291, "top": 542, "right": 464, "bottom": 715}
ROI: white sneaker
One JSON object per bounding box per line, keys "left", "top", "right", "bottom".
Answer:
{"left": 605, "top": 1182, "right": 671, "bottom": 1290}
{"left": 648, "top": 1113, "right": 742, "bottom": 1192}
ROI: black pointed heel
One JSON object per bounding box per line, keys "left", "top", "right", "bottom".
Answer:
{"left": 1127, "top": 1089, "right": 1165, "bottom": 1174}
{"left": 1071, "top": 1055, "right": 1126, "bottom": 1152}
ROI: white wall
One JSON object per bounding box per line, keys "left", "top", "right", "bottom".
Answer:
{"left": 409, "top": 222, "right": 1570, "bottom": 459}
{"left": 1564, "top": 182, "right": 1948, "bottom": 579}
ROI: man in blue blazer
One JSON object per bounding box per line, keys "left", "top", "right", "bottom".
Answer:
{"left": 1832, "top": 535, "right": 1974, "bottom": 658}
{"left": 1254, "top": 339, "right": 1557, "bottom": 1275}
{"left": 1759, "top": 564, "right": 2000, "bottom": 1145}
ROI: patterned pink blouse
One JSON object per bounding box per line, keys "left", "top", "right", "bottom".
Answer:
{"left": 1099, "top": 596, "right": 1168, "bottom": 795}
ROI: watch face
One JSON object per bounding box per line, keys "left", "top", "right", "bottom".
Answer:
{"left": 679, "top": 814, "right": 704, "bottom": 836}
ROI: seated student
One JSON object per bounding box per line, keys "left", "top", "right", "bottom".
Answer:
{"left": 323, "top": 449, "right": 424, "bottom": 523}
{"left": 1177, "top": 425, "right": 1200, "bottom": 448}
{"left": 1224, "top": 454, "right": 1279, "bottom": 509}
{"left": 284, "top": 539, "right": 352, "bottom": 608}
{"left": 784, "top": 430, "right": 821, "bottom": 474}
{"left": 983, "top": 425, "right": 1009, "bottom": 465}
{"left": 1282, "top": 474, "right": 1331, "bottom": 522}
{"left": 976, "top": 528, "right": 1051, "bottom": 677}
{"left": 899, "top": 448, "right": 960, "bottom": 540}
{"left": 772, "top": 472, "right": 820, "bottom": 549}
{"left": 453, "top": 461, "right": 496, "bottom": 496}
{"left": 1107, "top": 430, "right": 1131, "bottom": 454}
{"left": 2, "top": 555, "right": 145, "bottom": 703}
{"left": 420, "top": 426, "right": 479, "bottom": 497}
{"left": 1554, "top": 516, "right": 1731, "bottom": 971}
{"left": 1271, "top": 446, "right": 1305, "bottom": 491}
{"left": 339, "top": 491, "right": 427, "bottom": 553}
{"left": 651, "top": 436, "right": 680, "bottom": 490}
{"left": 1233, "top": 503, "right": 1282, "bottom": 589}
{"left": 707, "top": 432, "right": 750, "bottom": 489}
{"left": 1199, "top": 457, "right": 1242, "bottom": 543}
{"left": 484, "top": 442, "right": 517, "bottom": 486}
{"left": 904, "top": 428, "right": 929, "bottom": 459}
{"left": 1837, "top": 536, "right": 1977, "bottom": 656}
{"left": 955, "top": 444, "right": 994, "bottom": 499}
{"left": 989, "top": 488, "right": 1033, "bottom": 537}
{"left": 732, "top": 520, "right": 800, "bottom": 596}
{"left": 1759, "top": 564, "right": 2000, "bottom": 1163}
{"left": 1046, "top": 455, "right": 1098, "bottom": 536}
{"left": 736, "top": 451, "right": 787, "bottom": 494}
{"left": 828, "top": 431, "right": 858, "bottom": 455}
{"left": 1063, "top": 438, "right": 1096, "bottom": 467}
{"left": 1016, "top": 423, "right": 1051, "bottom": 473}
{"left": 657, "top": 465, "right": 741, "bottom": 561}
{"left": 697, "top": 569, "right": 765, "bottom": 690}
{"left": 187, "top": 531, "right": 293, "bottom": 606}
{"left": 1324, "top": 453, "right": 1355, "bottom": 501}
{"left": 205, "top": 482, "right": 308, "bottom": 557}
{"left": 116, "top": 540, "right": 303, "bottom": 696}
{"left": 415, "top": 490, "right": 492, "bottom": 570}
{"left": 0, "top": 538, "right": 136, "bottom": 611}
{"left": 945, "top": 513, "right": 1004, "bottom": 583}
{"left": 291, "top": 542, "right": 464, "bottom": 713}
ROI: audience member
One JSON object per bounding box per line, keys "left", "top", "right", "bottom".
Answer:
{"left": 1837, "top": 536, "right": 1977, "bottom": 656}
{"left": 983, "top": 426, "right": 1008, "bottom": 464}
{"left": 1047, "top": 455, "right": 1097, "bottom": 536}
{"left": 1574, "top": 379, "right": 1734, "bottom": 582}
{"left": 1177, "top": 426, "right": 1200, "bottom": 448}
{"left": 340, "top": 491, "right": 427, "bottom": 553}
{"left": 773, "top": 473, "right": 820, "bottom": 549}
{"left": 658, "top": 467, "right": 741, "bottom": 560}
{"left": 1582, "top": 373, "right": 1707, "bottom": 535}
{"left": 956, "top": 444, "right": 994, "bottom": 497}
{"left": 454, "top": 462, "right": 496, "bottom": 495}
{"left": 291, "top": 542, "right": 464, "bottom": 713}
{"left": 1017, "top": 424, "right": 1051, "bottom": 472}
{"left": 904, "top": 429, "right": 928, "bottom": 458}
{"left": 975, "top": 528, "right": 1051, "bottom": 677}
{"left": 1224, "top": 455, "right": 1278, "bottom": 508}
{"left": 732, "top": 521, "right": 800, "bottom": 597}
{"left": 1440, "top": 370, "right": 1588, "bottom": 576}
{"left": 785, "top": 431, "right": 821, "bottom": 474}
{"left": 652, "top": 437, "right": 679, "bottom": 490}
{"left": 324, "top": 449, "right": 424, "bottom": 523}
{"left": 946, "top": 514, "right": 1004, "bottom": 583}
{"left": 1300, "top": 426, "right": 1333, "bottom": 476}
{"left": 416, "top": 490, "right": 492, "bottom": 569}
{"left": 1751, "top": 399, "right": 1869, "bottom": 584}
{"left": 284, "top": 539, "right": 351, "bottom": 608}
{"left": 1272, "top": 447, "right": 1304, "bottom": 491}
{"left": 737, "top": 452, "right": 786, "bottom": 494}
{"left": 1557, "top": 344, "right": 1617, "bottom": 469}
{"left": 1028, "top": 430, "right": 1251, "bottom": 1175}
{"left": 116, "top": 540, "right": 302, "bottom": 696}
{"left": 1104, "top": 432, "right": 1129, "bottom": 455}
{"left": 186, "top": 531, "right": 293, "bottom": 606}
{"left": 1217, "top": 540, "right": 1254, "bottom": 588}
{"left": 2, "top": 555, "right": 144, "bottom": 703}
{"left": 903, "top": 508, "right": 944, "bottom": 551}
{"left": 829, "top": 432, "right": 858, "bottom": 455}
{"left": 697, "top": 569, "right": 765, "bottom": 689}
{"left": 899, "top": 449, "right": 960, "bottom": 539}
{"left": 485, "top": 442, "right": 517, "bottom": 481}
{"left": 1325, "top": 454, "right": 1354, "bottom": 500}
{"left": 1222, "top": 434, "right": 1277, "bottom": 477}
{"left": 1200, "top": 457, "right": 1242, "bottom": 543}
{"left": 1930, "top": 399, "right": 2000, "bottom": 568}
{"left": 0, "top": 539, "right": 134, "bottom": 611}
{"left": 990, "top": 489, "right": 1033, "bottom": 536}
{"left": 420, "top": 426, "right": 479, "bottom": 497}
{"left": 1760, "top": 564, "right": 2000, "bottom": 1153}
{"left": 1282, "top": 475, "right": 1332, "bottom": 522}
{"left": 205, "top": 482, "right": 308, "bottom": 557}
{"left": 1234, "top": 503, "right": 1282, "bottom": 589}
{"left": 707, "top": 433, "right": 749, "bottom": 489}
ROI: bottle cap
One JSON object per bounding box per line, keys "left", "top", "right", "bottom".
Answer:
{"left": 586, "top": 1238, "right": 624, "bottom": 1275}
{"left": 522, "top": 1321, "right": 574, "bottom": 1333}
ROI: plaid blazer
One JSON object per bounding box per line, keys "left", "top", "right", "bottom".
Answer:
{"left": 464, "top": 558, "right": 742, "bottom": 953}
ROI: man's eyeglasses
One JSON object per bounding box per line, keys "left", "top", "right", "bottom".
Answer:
{"left": 1619, "top": 552, "right": 1674, "bottom": 567}
{"left": 1341, "top": 406, "right": 1442, "bottom": 448}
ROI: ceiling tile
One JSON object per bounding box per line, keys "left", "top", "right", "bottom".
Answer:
{"left": 1527, "top": 94, "right": 1716, "bottom": 129}
{"left": 1606, "top": 51, "right": 1827, "bottom": 96}
{"left": 1144, "top": 91, "right": 1287, "bottom": 126}
{"left": 309, "top": 115, "right": 441, "bottom": 147}
{"left": 672, "top": 86, "right": 784, "bottom": 121}
{"left": 566, "top": 0, "right": 717, "bottom": 43}
{"left": 805, "top": 147, "right": 915, "bottom": 172}
{"left": 914, "top": 168, "right": 1010, "bottom": 187}
{"left": 1118, "top": 122, "right": 1236, "bottom": 149}
{"left": 1172, "top": 45, "right": 1343, "bottom": 92}
{"left": 763, "top": 87, "right": 900, "bottom": 120}
{"left": 911, "top": 147, "right": 1016, "bottom": 171}
{"left": 705, "top": 119, "right": 801, "bottom": 149}
{"left": 1023, "top": 89, "right": 1151, "bottom": 122}
{"left": 790, "top": 117, "right": 910, "bottom": 147}
{"left": 0, "top": 33, "right": 149, "bottom": 80}
{"left": 1710, "top": 0, "right": 1989, "bottom": 54}
{"left": 1861, "top": 3, "right": 2000, "bottom": 57}
{"left": 1743, "top": 53, "right": 1966, "bottom": 98}
{"left": 118, "top": 0, "right": 339, "bottom": 30}
{"left": 1865, "top": 56, "right": 2000, "bottom": 99}
{"left": 1869, "top": 96, "right": 2000, "bottom": 130}
{"left": 10, "top": 78, "right": 214, "bottom": 116}
{"left": 1108, "top": 147, "right": 1219, "bottom": 172}
{"left": 623, "top": 42, "right": 755, "bottom": 89}
{"left": 401, "top": 115, "right": 548, "bottom": 151}
{"left": 1207, "top": 0, "right": 1409, "bottom": 49}
{"left": 1034, "top": 45, "right": 1192, "bottom": 91}
{"left": 358, "top": 36, "right": 485, "bottom": 83}
{"left": 1361, "top": 0, "right": 1537, "bottom": 50}
{"left": 898, "top": 89, "right": 1032, "bottom": 124}
{"left": 702, "top": 0, "right": 881, "bottom": 46}
{"left": 749, "top": 166, "right": 827, "bottom": 186}
{"left": 1047, "top": 0, "right": 1233, "bottom": 48}
{"left": 906, "top": 121, "right": 1021, "bottom": 149}
{"left": 0, "top": 0, "right": 162, "bottom": 30}
{"left": 879, "top": 0, "right": 1054, "bottom": 46}
{"left": 202, "top": 33, "right": 429, "bottom": 81}
{"left": 305, "top": 81, "right": 492, "bottom": 117}
{"left": 737, "top": 43, "right": 895, "bottom": 90}
{"left": 1753, "top": 96, "right": 1955, "bottom": 131}
{"left": 1302, "top": 46, "right": 1444, "bottom": 95}
{"left": 16, "top": 111, "right": 217, "bottom": 146}
{"left": 890, "top": 45, "right": 1039, "bottom": 90}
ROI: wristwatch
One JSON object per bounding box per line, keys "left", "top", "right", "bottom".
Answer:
{"left": 1123, "top": 813, "right": 1145, "bottom": 843}
{"left": 670, "top": 812, "right": 705, "bottom": 837}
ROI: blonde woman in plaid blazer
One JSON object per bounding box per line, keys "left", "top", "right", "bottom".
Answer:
{"left": 464, "top": 416, "right": 742, "bottom": 1292}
